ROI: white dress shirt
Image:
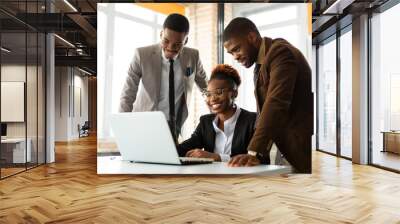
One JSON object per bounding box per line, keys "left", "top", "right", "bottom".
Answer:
{"left": 212, "top": 107, "right": 241, "bottom": 162}
{"left": 158, "top": 50, "right": 185, "bottom": 121}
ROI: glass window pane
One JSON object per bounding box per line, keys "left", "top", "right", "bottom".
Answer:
{"left": 1, "top": 1, "right": 46, "bottom": 178}
{"left": 371, "top": 2, "right": 400, "bottom": 171}
{"left": 340, "top": 29, "right": 352, "bottom": 158}
{"left": 98, "top": 3, "right": 164, "bottom": 143}
{"left": 38, "top": 33, "right": 46, "bottom": 165}
{"left": 27, "top": 32, "right": 38, "bottom": 169}
{"left": 112, "top": 17, "right": 154, "bottom": 114}
{"left": 247, "top": 5, "right": 297, "bottom": 27}
{"left": 260, "top": 24, "right": 299, "bottom": 49}
{"left": 157, "top": 14, "right": 167, "bottom": 25}
{"left": 1, "top": 31, "right": 28, "bottom": 177}
{"left": 115, "top": 3, "right": 154, "bottom": 22}
{"left": 230, "top": 4, "right": 307, "bottom": 112}
{"left": 318, "top": 38, "right": 337, "bottom": 154}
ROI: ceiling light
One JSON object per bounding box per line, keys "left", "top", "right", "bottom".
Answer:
{"left": 54, "top": 34, "right": 75, "bottom": 48}
{"left": 76, "top": 48, "right": 86, "bottom": 56}
{"left": 63, "top": 0, "right": 78, "bottom": 12}
{"left": 1, "top": 47, "right": 11, "bottom": 53}
{"left": 78, "top": 67, "right": 92, "bottom": 76}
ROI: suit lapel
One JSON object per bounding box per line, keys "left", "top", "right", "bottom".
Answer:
{"left": 254, "top": 65, "right": 262, "bottom": 112}
{"left": 149, "top": 45, "right": 162, "bottom": 103}
{"left": 178, "top": 48, "right": 188, "bottom": 93}
{"left": 255, "top": 37, "right": 273, "bottom": 112}
{"left": 175, "top": 48, "right": 188, "bottom": 127}
{"left": 231, "top": 111, "right": 244, "bottom": 155}
{"left": 206, "top": 115, "right": 216, "bottom": 153}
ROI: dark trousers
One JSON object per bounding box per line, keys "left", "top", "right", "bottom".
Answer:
{"left": 276, "top": 135, "right": 312, "bottom": 173}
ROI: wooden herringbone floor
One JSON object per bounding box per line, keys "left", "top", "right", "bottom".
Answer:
{"left": 1, "top": 135, "right": 400, "bottom": 224}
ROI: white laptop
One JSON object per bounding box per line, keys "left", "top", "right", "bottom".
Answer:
{"left": 110, "top": 112, "right": 214, "bottom": 165}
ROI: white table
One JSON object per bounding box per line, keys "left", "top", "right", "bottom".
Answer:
{"left": 1, "top": 138, "right": 31, "bottom": 163}
{"left": 97, "top": 156, "right": 291, "bottom": 175}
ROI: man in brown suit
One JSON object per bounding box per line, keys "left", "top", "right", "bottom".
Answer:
{"left": 224, "top": 17, "right": 313, "bottom": 173}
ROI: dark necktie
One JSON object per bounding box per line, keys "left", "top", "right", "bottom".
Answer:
{"left": 253, "top": 63, "right": 261, "bottom": 86}
{"left": 169, "top": 59, "right": 177, "bottom": 143}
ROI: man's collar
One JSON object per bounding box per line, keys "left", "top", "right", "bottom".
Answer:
{"left": 256, "top": 38, "right": 265, "bottom": 65}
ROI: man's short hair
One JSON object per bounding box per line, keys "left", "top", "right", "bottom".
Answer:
{"left": 223, "top": 17, "right": 260, "bottom": 42}
{"left": 163, "top": 13, "right": 190, "bottom": 33}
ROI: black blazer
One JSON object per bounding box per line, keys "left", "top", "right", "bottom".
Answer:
{"left": 177, "top": 108, "right": 268, "bottom": 163}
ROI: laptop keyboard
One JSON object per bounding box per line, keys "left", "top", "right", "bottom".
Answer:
{"left": 179, "top": 157, "right": 214, "bottom": 165}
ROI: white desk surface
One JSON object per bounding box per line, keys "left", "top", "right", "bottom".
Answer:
{"left": 97, "top": 156, "right": 291, "bottom": 175}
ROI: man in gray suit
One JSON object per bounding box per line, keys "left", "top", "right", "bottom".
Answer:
{"left": 119, "top": 14, "right": 208, "bottom": 143}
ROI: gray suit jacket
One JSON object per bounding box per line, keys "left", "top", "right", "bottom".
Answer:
{"left": 119, "top": 44, "right": 208, "bottom": 131}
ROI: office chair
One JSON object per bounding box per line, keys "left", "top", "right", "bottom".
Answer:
{"left": 79, "top": 121, "right": 90, "bottom": 138}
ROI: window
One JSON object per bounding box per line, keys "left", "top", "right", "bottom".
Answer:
{"left": 247, "top": 5, "right": 297, "bottom": 26}
{"left": 0, "top": 1, "right": 46, "bottom": 179}
{"left": 97, "top": 3, "right": 164, "bottom": 139}
{"left": 339, "top": 28, "right": 352, "bottom": 158}
{"left": 229, "top": 3, "right": 311, "bottom": 112}
{"left": 371, "top": 2, "right": 400, "bottom": 171}
{"left": 317, "top": 37, "right": 337, "bottom": 154}
{"left": 315, "top": 24, "right": 352, "bottom": 159}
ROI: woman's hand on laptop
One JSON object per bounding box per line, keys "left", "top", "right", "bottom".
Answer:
{"left": 186, "top": 149, "right": 221, "bottom": 161}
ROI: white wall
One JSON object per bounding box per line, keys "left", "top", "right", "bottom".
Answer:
{"left": 55, "top": 67, "right": 89, "bottom": 141}
{"left": 55, "top": 66, "right": 68, "bottom": 141}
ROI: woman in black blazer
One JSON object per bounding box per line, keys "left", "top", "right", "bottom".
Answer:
{"left": 177, "top": 64, "right": 268, "bottom": 163}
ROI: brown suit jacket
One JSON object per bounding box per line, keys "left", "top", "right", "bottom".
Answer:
{"left": 247, "top": 37, "right": 313, "bottom": 173}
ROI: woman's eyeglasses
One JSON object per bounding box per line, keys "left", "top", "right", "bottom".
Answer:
{"left": 202, "top": 88, "right": 232, "bottom": 99}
